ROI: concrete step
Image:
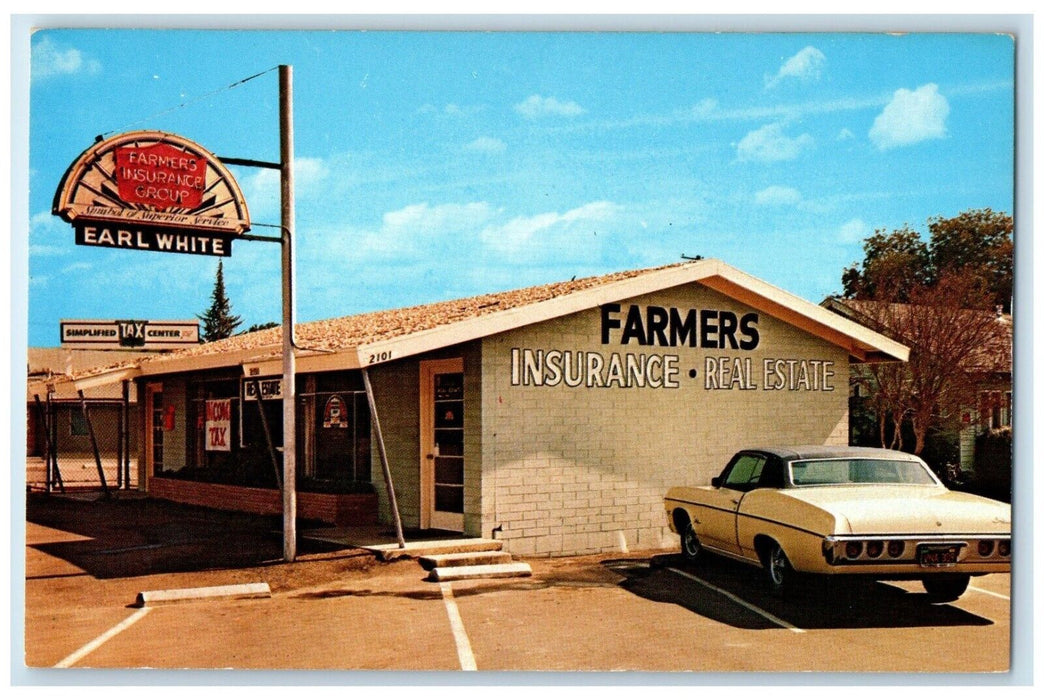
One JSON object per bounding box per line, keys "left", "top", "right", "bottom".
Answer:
{"left": 418, "top": 550, "right": 514, "bottom": 571}
{"left": 427, "top": 562, "right": 533, "bottom": 582}
{"left": 364, "top": 538, "right": 503, "bottom": 561}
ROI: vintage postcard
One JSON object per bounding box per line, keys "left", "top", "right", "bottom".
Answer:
{"left": 15, "top": 17, "right": 1022, "bottom": 681}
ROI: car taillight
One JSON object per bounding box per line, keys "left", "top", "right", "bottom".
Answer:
{"left": 887, "top": 540, "right": 905, "bottom": 558}
{"left": 978, "top": 540, "right": 995, "bottom": 557}
{"left": 866, "top": 541, "right": 884, "bottom": 558}
{"left": 845, "top": 541, "right": 863, "bottom": 559}
{"left": 998, "top": 540, "right": 1011, "bottom": 557}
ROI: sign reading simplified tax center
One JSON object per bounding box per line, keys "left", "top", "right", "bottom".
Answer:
{"left": 54, "top": 131, "right": 251, "bottom": 257}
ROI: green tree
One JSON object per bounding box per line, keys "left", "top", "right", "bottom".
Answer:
{"left": 928, "top": 209, "right": 1013, "bottom": 312}
{"left": 841, "top": 226, "right": 931, "bottom": 302}
{"left": 198, "top": 260, "right": 242, "bottom": 342}
{"left": 842, "top": 208, "right": 1013, "bottom": 311}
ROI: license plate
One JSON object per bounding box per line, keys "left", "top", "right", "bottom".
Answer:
{"left": 918, "top": 544, "right": 960, "bottom": 568}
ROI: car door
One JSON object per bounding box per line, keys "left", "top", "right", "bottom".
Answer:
{"left": 734, "top": 455, "right": 785, "bottom": 560}
{"left": 697, "top": 452, "right": 767, "bottom": 556}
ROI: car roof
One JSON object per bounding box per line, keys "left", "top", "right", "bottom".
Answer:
{"left": 741, "top": 445, "right": 924, "bottom": 462}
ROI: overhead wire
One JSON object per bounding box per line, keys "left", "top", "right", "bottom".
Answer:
{"left": 98, "top": 67, "right": 279, "bottom": 140}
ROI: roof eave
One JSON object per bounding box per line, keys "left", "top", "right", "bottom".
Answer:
{"left": 27, "top": 364, "right": 141, "bottom": 399}
{"left": 359, "top": 259, "right": 910, "bottom": 366}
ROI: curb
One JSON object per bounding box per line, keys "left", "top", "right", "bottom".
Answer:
{"left": 135, "top": 582, "right": 271, "bottom": 607}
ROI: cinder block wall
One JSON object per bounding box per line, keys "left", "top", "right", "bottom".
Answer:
{"left": 368, "top": 342, "right": 483, "bottom": 535}
{"left": 481, "top": 283, "right": 850, "bottom": 556}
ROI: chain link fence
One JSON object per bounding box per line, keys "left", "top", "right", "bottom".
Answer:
{"left": 27, "top": 397, "right": 139, "bottom": 493}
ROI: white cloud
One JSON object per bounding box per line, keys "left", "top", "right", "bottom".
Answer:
{"left": 464, "top": 137, "right": 507, "bottom": 154}
{"left": 31, "top": 37, "right": 100, "bottom": 80}
{"left": 514, "top": 94, "right": 585, "bottom": 119}
{"left": 244, "top": 156, "right": 330, "bottom": 218}
{"left": 480, "top": 201, "right": 620, "bottom": 258}
{"left": 837, "top": 128, "right": 855, "bottom": 141}
{"left": 839, "top": 218, "right": 870, "bottom": 244}
{"left": 766, "top": 46, "right": 826, "bottom": 89}
{"left": 736, "top": 123, "right": 814, "bottom": 162}
{"left": 754, "top": 186, "right": 802, "bottom": 206}
{"left": 869, "top": 84, "right": 950, "bottom": 150}
{"left": 382, "top": 201, "right": 495, "bottom": 236}
{"left": 691, "top": 98, "right": 719, "bottom": 118}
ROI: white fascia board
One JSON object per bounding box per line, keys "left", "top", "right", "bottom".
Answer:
{"left": 355, "top": 258, "right": 907, "bottom": 367}
{"left": 136, "top": 346, "right": 282, "bottom": 377}
{"left": 354, "top": 262, "right": 719, "bottom": 366}
{"left": 705, "top": 264, "right": 909, "bottom": 362}
{"left": 27, "top": 364, "right": 141, "bottom": 399}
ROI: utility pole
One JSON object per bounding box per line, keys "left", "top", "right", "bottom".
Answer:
{"left": 280, "top": 64, "right": 297, "bottom": 562}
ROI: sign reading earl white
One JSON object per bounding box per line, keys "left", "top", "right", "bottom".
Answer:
{"left": 53, "top": 131, "right": 250, "bottom": 257}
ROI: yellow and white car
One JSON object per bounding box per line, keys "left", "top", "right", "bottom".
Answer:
{"left": 664, "top": 446, "right": 1011, "bottom": 601}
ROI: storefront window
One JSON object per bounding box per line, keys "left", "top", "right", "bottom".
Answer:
{"left": 302, "top": 371, "right": 371, "bottom": 492}
{"left": 160, "top": 372, "right": 372, "bottom": 494}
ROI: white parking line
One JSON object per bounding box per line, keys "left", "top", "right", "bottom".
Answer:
{"left": 439, "top": 581, "right": 477, "bottom": 670}
{"left": 969, "top": 585, "right": 1010, "bottom": 601}
{"left": 54, "top": 607, "right": 152, "bottom": 668}
{"left": 667, "top": 567, "right": 805, "bottom": 634}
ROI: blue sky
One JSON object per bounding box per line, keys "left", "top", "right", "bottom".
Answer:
{"left": 23, "top": 28, "right": 1015, "bottom": 347}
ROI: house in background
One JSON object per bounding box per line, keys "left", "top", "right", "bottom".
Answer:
{"left": 821, "top": 297, "right": 1012, "bottom": 488}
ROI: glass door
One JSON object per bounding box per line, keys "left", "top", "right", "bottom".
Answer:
{"left": 420, "top": 359, "right": 464, "bottom": 531}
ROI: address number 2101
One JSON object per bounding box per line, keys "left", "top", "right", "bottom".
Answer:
{"left": 368, "top": 351, "right": 393, "bottom": 364}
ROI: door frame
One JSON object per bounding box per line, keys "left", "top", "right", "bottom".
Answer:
{"left": 419, "top": 358, "right": 465, "bottom": 531}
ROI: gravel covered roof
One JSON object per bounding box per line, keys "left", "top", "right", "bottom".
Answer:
{"left": 134, "top": 262, "right": 685, "bottom": 371}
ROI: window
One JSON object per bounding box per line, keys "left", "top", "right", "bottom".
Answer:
{"left": 303, "top": 371, "right": 372, "bottom": 490}
{"left": 70, "top": 410, "right": 88, "bottom": 437}
{"left": 790, "top": 458, "right": 937, "bottom": 486}
{"left": 979, "top": 391, "right": 1012, "bottom": 430}
{"left": 723, "top": 454, "right": 767, "bottom": 491}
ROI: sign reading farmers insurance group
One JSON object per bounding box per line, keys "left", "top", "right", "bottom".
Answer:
{"left": 60, "top": 319, "right": 200, "bottom": 350}
{"left": 509, "top": 302, "right": 836, "bottom": 393}
{"left": 53, "top": 131, "right": 250, "bottom": 257}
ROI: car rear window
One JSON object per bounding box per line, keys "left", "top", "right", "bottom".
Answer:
{"left": 789, "top": 458, "right": 937, "bottom": 486}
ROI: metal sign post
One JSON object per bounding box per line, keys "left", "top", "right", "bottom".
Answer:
{"left": 54, "top": 64, "right": 299, "bottom": 562}
{"left": 279, "top": 64, "right": 297, "bottom": 562}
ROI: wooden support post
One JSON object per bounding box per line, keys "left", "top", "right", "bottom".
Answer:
{"left": 78, "top": 390, "right": 110, "bottom": 498}
{"left": 362, "top": 368, "right": 405, "bottom": 549}
{"left": 34, "top": 395, "right": 59, "bottom": 493}
{"left": 46, "top": 392, "right": 64, "bottom": 493}
{"left": 116, "top": 399, "right": 124, "bottom": 491}
{"left": 122, "top": 380, "right": 131, "bottom": 490}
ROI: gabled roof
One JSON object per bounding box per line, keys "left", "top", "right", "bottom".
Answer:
{"left": 34, "top": 259, "right": 909, "bottom": 392}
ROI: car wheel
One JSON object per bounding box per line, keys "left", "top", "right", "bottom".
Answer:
{"left": 922, "top": 574, "right": 971, "bottom": 602}
{"left": 681, "top": 521, "right": 703, "bottom": 563}
{"left": 765, "top": 542, "right": 792, "bottom": 593}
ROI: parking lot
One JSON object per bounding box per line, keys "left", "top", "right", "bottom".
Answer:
{"left": 22, "top": 493, "right": 1012, "bottom": 675}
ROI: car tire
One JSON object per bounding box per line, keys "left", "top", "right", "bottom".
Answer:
{"left": 765, "top": 542, "right": 793, "bottom": 594}
{"left": 681, "top": 521, "right": 703, "bottom": 563}
{"left": 922, "top": 574, "right": 971, "bottom": 602}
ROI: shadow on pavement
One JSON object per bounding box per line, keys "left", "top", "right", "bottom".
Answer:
{"left": 26, "top": 492, "right": 348, "bottom": 579}
{"left": 610, "top": 553, "right": 995, "bottom": 631}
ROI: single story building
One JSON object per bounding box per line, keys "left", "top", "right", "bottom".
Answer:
{"left": 40, "top": 260, "right": 908, "bottom": 556}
